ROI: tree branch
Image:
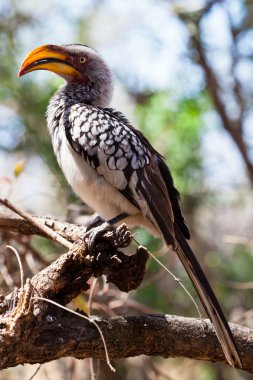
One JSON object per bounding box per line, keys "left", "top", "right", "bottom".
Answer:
{"left": 0, "top": 204, "right": 88, "bottom": 242}
{"left": 0, "top": 199, "right": 73, "bottom": 249}
{"left": 0, "top": 202, "right": 252, "bottom": 373}
{"left": 191, "top": 33, "right": 253, "bottom": 183}
{"left": 176, "top": 1, "right": 253, "bottom": 184}
{"left": 0, "top": 309, "right": 252, "bottom": 372}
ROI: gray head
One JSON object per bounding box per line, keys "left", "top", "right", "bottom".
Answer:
{"left": 19, "top": 43, "right": 113, "bottom": 106}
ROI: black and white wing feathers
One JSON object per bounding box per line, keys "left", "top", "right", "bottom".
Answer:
{"left": 103, "top": 108, "right": 190, "bottom": 239}
{"left": 64, "top": 104, "right": 188, "bottom": 245}
{"left": 64, "top": 104, "right": 241, "bottom": 367}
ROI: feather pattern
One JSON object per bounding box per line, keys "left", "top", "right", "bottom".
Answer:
{"left": 20, "top": 43, "right": 241, "bottom": 368}
{"left": 46, "top": 89, "right": 241, "bottom": 368}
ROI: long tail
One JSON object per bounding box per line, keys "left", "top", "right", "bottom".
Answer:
{"left": 173, "top": 224, "right": 241, "bottom": 368}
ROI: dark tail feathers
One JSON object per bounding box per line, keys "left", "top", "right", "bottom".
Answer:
{"left": 173, "top": 224, "right": 242, "bottom": 368}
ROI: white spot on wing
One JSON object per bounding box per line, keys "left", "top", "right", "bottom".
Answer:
{"left": 108, "top": 156, "right": 116, "bottom": 170}
{"left": 105, "top": 145, "right": 115, "bottom": 155}
{"left": 78, "top": 134, "right": 87, "bottom": 145}
{"left": 116, "top": 157, "right": 128, "bottom": 170}
{"left": 131, "top": 153, "right": 139, "bottom": 169}
{"left": 81, "top": 122, "right": 90, "bottom": 132}
{"left": 115, "top": 149, "right": 123, "bottom": 158}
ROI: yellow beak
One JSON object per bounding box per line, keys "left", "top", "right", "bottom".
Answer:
{"left": 18, "top": 44, "right": 82, "bottom": 79}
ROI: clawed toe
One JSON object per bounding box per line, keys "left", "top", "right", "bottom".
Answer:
{"left": 85, "top": 214, "right": 130, "bottom": 253}
{"left": 114, "top": 223, "right": 132, "bottom": 248}
{"left": 87, "top": 222, "right": 111, "bottom": 252}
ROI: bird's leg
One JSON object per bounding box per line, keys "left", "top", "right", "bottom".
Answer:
{"left": 106, "top": 212, "right": 128, "bottom": 225}
{"left": 86, "top": 213, "right": 128, "bottom": 252}
{"left": 86, "top": 215, "right": 105, "bottom": 232}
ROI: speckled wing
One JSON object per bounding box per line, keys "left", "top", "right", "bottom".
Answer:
{"left": 64, "top": 104, "right": 177, "bottom": 246}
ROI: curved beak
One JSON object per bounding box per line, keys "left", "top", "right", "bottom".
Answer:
{"left": 18, "top": 44, "right": 82, "bottom": 79}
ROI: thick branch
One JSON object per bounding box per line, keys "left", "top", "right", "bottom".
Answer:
{"left": 0, "top": 204, "right": 86, "bottom": 242}
{"left": 0, "top": 202, "right": 252, "bottom": 373}
{"left": 0, "top": 229, "right": 148, "bottom": 308}
{"left": 0, "top": 311, "right": 252, "bottom": 372}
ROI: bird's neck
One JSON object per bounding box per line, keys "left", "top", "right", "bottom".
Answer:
{"left": 46, "top": 80, "right": 113, "bottom": 145}
{"left": 56, "top": 80, "right": 112, "bottom": 108}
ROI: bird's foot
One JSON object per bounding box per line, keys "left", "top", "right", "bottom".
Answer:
{"left": 86, "top": 222, "right": 132, "bottom": 254}
{"left": 86, "top": 215, "right": 105, "bottom": 232}
{"left": 85, "top": 213, "right": 129, "bottom": 253}
{"left": 86, "top": 221, "right": 112, "bottom": 253}
{"left": 113, "top": 223, "right": 132, "bottom": 248}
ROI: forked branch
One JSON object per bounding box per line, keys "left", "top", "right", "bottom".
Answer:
{"left": 0, "top": 200, "right": 252, "bottom": 373}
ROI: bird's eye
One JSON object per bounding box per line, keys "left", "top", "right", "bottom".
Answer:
{"left": 80, "top": 57, "right": 86, "bottom": 63}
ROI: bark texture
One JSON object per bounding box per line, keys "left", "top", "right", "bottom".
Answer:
{"left": 1, "top": 312, "right": 253, "bottom": 372}
{"left": 0, "top": 200, "right": 252, "bottom": 373}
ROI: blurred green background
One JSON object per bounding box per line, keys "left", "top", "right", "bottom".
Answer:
{"left": 0, "top": 0, "right": 253, "bottom": 379}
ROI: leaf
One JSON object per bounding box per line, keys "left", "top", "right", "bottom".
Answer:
{"left": 13, "top": 159, "right": 25, "bottom": 178}
{"left": 73, "top": 294, "right": 89, "bottom": 314}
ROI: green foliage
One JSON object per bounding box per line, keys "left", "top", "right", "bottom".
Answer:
{"left": 0, "top": 6, "right": 66, "bottom": 182}
{"left": 227, "top": 245, "right": 253, "bottom": 282}
{"left": 135, "top": 229, "right": 162, "bottom": 251}
{"left": 136, "top": 91, "right": 210, "bottom": 195}
{"left": 31, "top": 236, "right": 63, "bottom": 258}
{"left": 16, "top": 80, "right": 64, "bottom": 174}
{"left": 134, "top": 91, "right": 211, "bottom": 275}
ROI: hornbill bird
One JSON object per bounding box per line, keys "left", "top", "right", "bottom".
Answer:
{"left": 19, "top": 44, "right": 241, "bottom": 368}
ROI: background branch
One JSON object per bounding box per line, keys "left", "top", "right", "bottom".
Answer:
{"left": 177, "top": 1, "right": 253, "bottom": 185}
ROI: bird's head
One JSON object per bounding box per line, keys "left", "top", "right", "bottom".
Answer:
{"left": 19, "top": 44, "right": 111, "bottom": 83}
{"left": 18, "top": 44, "right": 113, "bottom": 106}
